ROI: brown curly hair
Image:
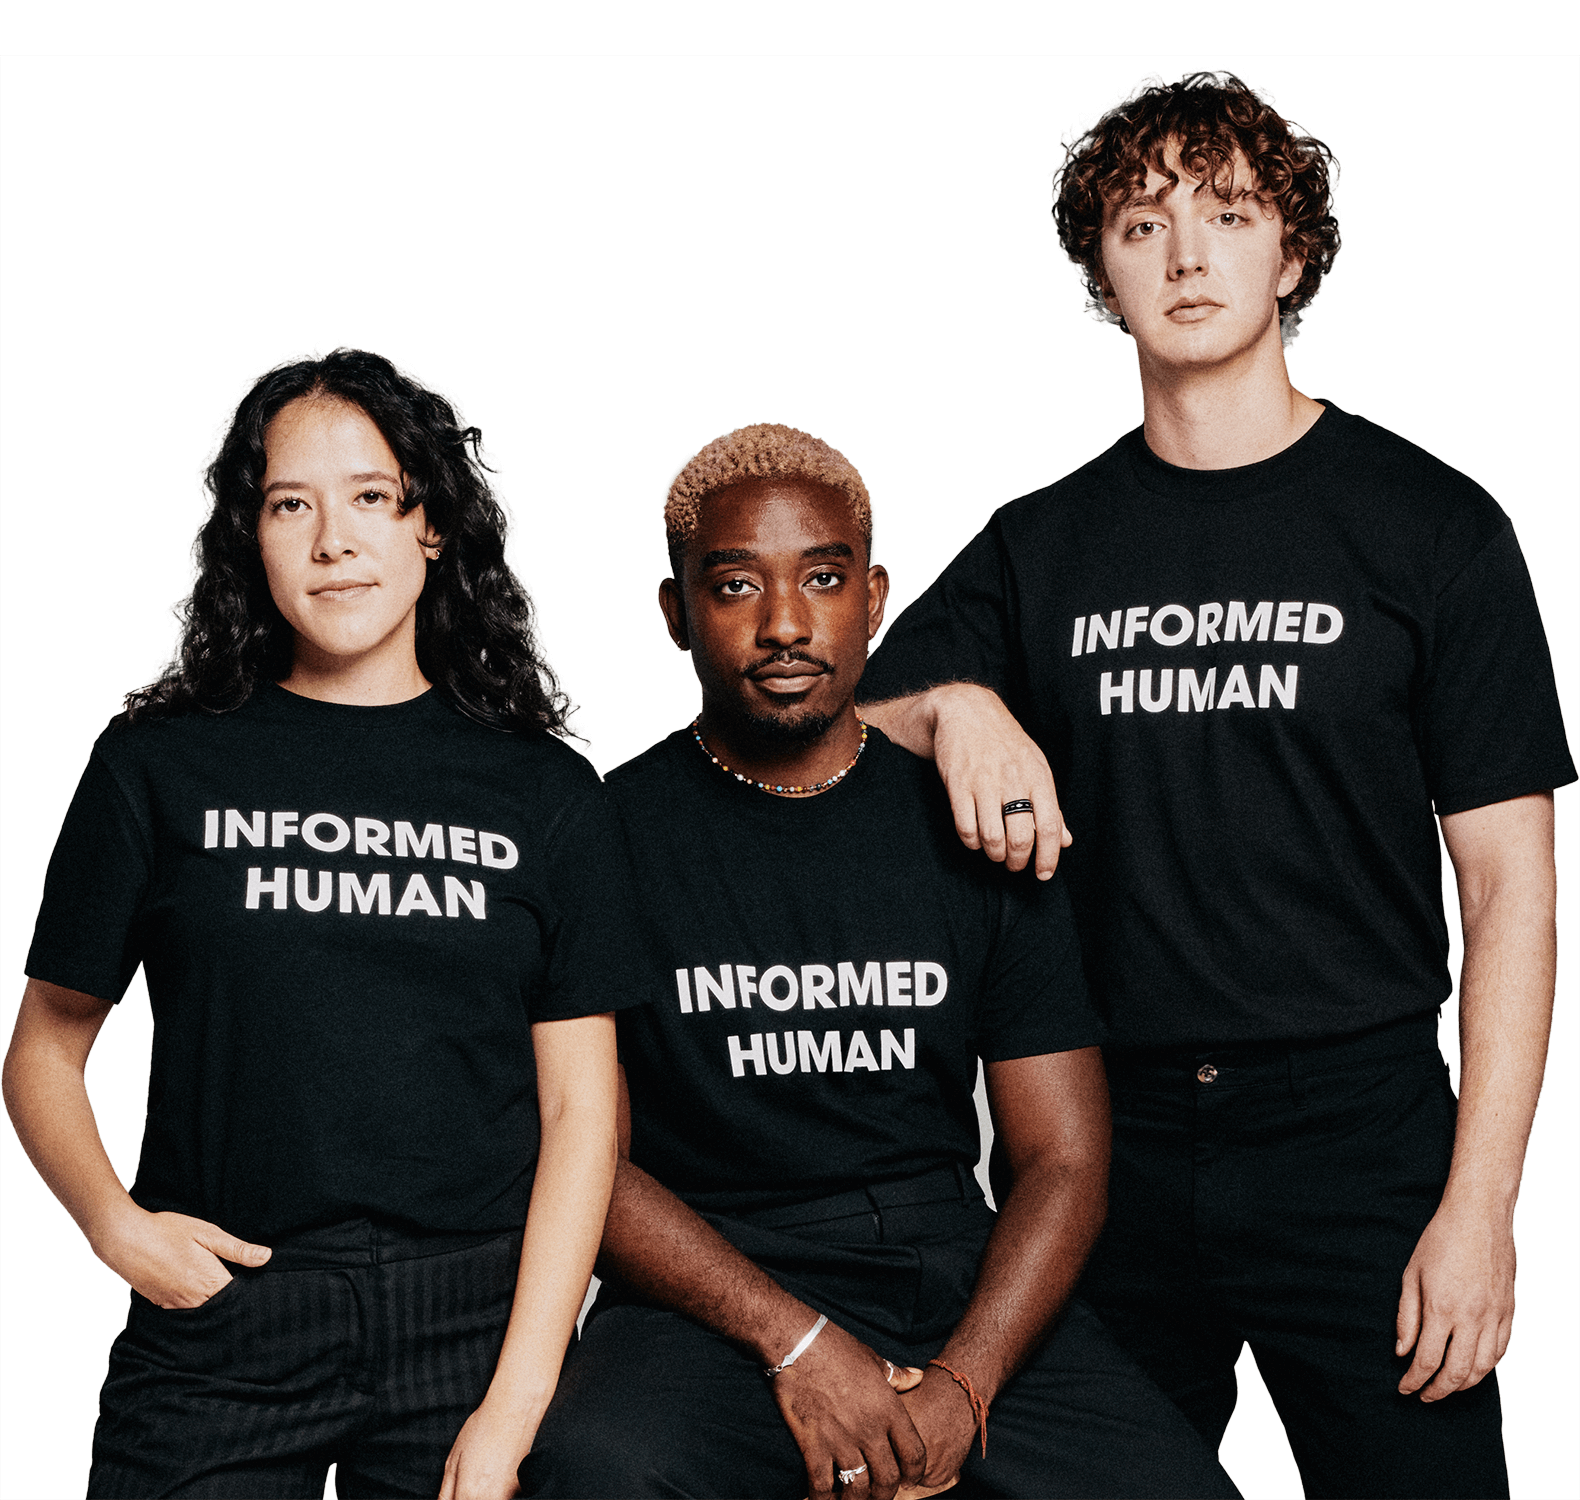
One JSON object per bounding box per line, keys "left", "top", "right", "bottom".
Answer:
{"left": 1053, "top": 72, "right": 1340, "bottom": 336}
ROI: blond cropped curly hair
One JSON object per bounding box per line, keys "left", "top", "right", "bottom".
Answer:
{"left": 665, "top": 423, "right": 871, "bottom": 569}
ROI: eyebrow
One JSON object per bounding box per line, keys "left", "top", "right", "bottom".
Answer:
{"left": 700, "top": 547, "right": 758, "bottom": 568}
{"left": 699, "top": 541, "right": 856, "bottom": 569}
{"left": 1118, "top": 180, "right": 1251, "bottom": 215}
{"left": 1117, "top": 184, "right": 1178, "bottom": 213}
{"left": 261, "top": 470, "right": 401, "bottom": 496}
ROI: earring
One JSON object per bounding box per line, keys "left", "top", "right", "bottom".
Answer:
{"left": 1118, "top": 315, "right": 1131, "bottom": 334}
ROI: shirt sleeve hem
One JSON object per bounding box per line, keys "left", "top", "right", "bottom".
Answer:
{"left": 22, "top": 958, "right": 127, "bottom": 1005}
{"left": 1440, "top": 771, "right": 1573, "bottom": 821}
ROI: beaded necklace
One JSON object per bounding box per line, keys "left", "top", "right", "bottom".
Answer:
{"left": 690, "top": 716, "right": 867, "bottom": 796}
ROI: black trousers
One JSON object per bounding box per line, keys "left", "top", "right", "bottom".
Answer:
{"left": 522, "top": 1168, "right": 1237, "bottom": 1499}
{"left": 1077, "top": 1011, "right": 1509, "bottom": 1500}
{"left": 87, "top": 1221, "right": 521, "bottom": 1499}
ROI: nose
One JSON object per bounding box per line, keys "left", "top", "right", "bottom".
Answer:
{"left": 312, "top": 501, "right": 356, "bottom": 561}
{"left": 1170, "top": 216, "right": 1208, "bottom": 280}
{"left": 758, "top": 580, "right": 812, "bottom": 648}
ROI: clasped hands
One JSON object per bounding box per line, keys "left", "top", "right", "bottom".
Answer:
{"left": 773, "top": 1318, "right": 975, "bottom": 1500}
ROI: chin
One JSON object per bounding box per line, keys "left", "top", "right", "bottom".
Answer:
{"left": 736, "top": 702, "right": 841, "bottom": 747}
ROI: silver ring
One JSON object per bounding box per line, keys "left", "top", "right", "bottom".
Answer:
{"left": 1002, "top": 798, "right": 1034, "bottom": 817}
{"left": 837, "top": 1465, "right": 868, "bottom": 1484}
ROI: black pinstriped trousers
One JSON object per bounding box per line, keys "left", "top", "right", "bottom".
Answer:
{"left": 87, "top": 1222, "right": 521, "bottom": 1500}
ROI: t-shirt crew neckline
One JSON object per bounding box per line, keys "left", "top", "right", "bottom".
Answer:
{"left": 1123, "top": 399, "right": 1340, "bottom": 502}
{"left": 255, "top": 680, "right": 444, "bottom": 727}
{"left": 678, "top": 719, "right": 883, "bottom": 826}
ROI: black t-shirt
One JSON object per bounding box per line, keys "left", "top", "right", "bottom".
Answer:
{"left": 861, "top": 404, "right": 1575, "bottom": 1048}
{"left": 606, "top": 726, "right": 1102, "bottom": 1215}
{"left": 27, "top": 685, "right": 643, "bottom": 1242}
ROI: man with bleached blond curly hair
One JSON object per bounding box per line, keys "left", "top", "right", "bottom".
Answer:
{"left": 519, "top": 424, "right": 1236, "bottom": 1500}
{"left": 859, "top": 72, "right": 1574, "bottom": 1499}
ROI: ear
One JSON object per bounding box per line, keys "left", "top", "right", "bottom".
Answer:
{"left": 866, "top": 564, "right": 890, "bottom": 641}
{"left": 412, "top": 500, "right": 443, "bottom": 560}
{"left": 658, "top": 577, "right": 690, "bottom": 651}
{"left": 1277, "top": 249, "right": 1306, "bottom": 303}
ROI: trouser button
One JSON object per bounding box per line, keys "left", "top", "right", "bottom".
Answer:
{"left": 1196, "top": 1063, "right": 1219, "bottom": 1083}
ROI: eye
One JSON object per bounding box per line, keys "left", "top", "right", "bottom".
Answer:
{"left": 717, "top": 577, "right": 758, "bottom": 597}
{"left": 1216, "top": 212, "right": 1244, "bottom": 226}
{"left": 808, "top": 571, "right": 843, "bottom": 589}
{"left": 269, "top": 496, "right": 306, "bottom": 514}
{"left": 354, "top": 487, "right": 394, "bottom": 506}
{"left": 1127, "top": 220, "right": 1163, "bottom": 238}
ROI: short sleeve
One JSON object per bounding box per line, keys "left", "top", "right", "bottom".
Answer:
{"left": 977, "top": 873, "right": 1105, "bottom": 1062}
{"left": 533, "top": 784, "right": 652, "bottom": 1022}
{"left": 26, "top": 749, "right": 153, "bottom": 1003}
{"left": 1421, "top": 523, "right": 1576, "bottom": 816}
{"left": 860, "top": 520, "right": 1017, "bottom": 706}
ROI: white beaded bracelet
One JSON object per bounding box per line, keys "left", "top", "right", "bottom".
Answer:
{"left": 763, "top": 1314, "right": 828, "bottom": 1377}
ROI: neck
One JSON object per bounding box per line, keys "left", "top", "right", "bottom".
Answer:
{"left": 1136, "top": 322, "right": 1323, "bottom": 470}
{"left": 696, "top": 701, "right": 865, "bottom": 796}
{"left": 280, "top": 628, "right": 431, "bottom": 707}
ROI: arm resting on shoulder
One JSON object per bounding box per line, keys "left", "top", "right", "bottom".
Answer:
{"left": 597, "top": 1068, "right": 926, "bottom": 1500}
{"left": 861, "top": 684, "right": 1070, "bottom": 879}
{"left": 3, "top": 977, "right": 271, "bottom": 1307}
{"left": 1396, "top": 791, "right": 1556, "bottom": 1400}
{"left": 898, "top": 1047, "right": 1109, "bottom": 1486}
{"left": 441, "top": 1012, "right": 620, "bottom": 1500}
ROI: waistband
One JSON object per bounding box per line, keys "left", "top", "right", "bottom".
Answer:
{"left": 721, "top": 1163, "right": 984, "bottom": 1233}
{"left": 259, "top": 1218, "right": 516, "bottom": 1272}
{"left": 1103, "top": 1009, "right": 1441, "bottom": 1089}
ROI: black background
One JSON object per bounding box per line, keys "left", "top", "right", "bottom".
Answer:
{"left": 6, "top": 55, "right": 1573, "bottom": 1498}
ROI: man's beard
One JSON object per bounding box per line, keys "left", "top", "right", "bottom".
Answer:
{"left": 719, "top": 650, "right": 842, "bottom": 748}
{"left": 733, "top": 703, "right": 841, "bottom": 747}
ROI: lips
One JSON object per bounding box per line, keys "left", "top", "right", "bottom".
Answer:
{"left": 746, "top": 655, "right": 832, "bottom": 695}
{"left": 1166, "top": 297, "right": 1221, "bottom": 317}
{"left": 309, "top": 581, "right": 376, "bottom": 599}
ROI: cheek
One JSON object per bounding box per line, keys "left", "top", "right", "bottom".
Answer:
{"left": 255, "top": 529, "right": 302, "bottom": 611}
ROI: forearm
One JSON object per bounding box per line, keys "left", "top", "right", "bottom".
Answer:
{"left": 933, "top": 1050, "right": 1111, "bottom": 1403}
{"left": 1389, "top": 797, "right": 1556, "bottom": 1397}
{"left": 599, "top": 1159, "right": 821, "bottom": 1364}
{"left": 476, "top": 1097, "right": 618, "bottom": 1426}
{"left": 1442, "top": 862, "right": 1556, "bottom": 1222}
{"left": 933, "top": 1158, "right": 1105, "bottom": 1401}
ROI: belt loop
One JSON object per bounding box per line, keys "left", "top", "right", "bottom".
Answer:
{"left": 953, "top": 1160, "right": 972, "bottom": 1201}
{"left": 863, "top": 1186, "right": 884, "bottom": 1244}
{"left": 1286, "top": 1048, "right": 1302, "bottom": 1113}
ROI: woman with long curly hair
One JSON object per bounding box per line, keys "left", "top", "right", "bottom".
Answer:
{"left": 4, "top": 350, "right": 639, "bottom": 1500}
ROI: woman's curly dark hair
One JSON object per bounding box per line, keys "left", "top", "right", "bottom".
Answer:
{"left": 1053, "top": 72, "right": 1340, "bottom": 338}
{"left": 124, "top": 349, "right": 570, "bottom": 735}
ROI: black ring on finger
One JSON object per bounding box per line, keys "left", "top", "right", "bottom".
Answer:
{"left": 1001, "top": 798, "right": 1034, "bottom": 817}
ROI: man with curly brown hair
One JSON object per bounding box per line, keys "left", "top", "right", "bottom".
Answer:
{"left": 859, "top": 72, "right": 1574, "bottom": 1499}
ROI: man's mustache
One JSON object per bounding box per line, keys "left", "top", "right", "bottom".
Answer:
{"left": 741, "top": 651, "right": 836, "bottom": 679}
